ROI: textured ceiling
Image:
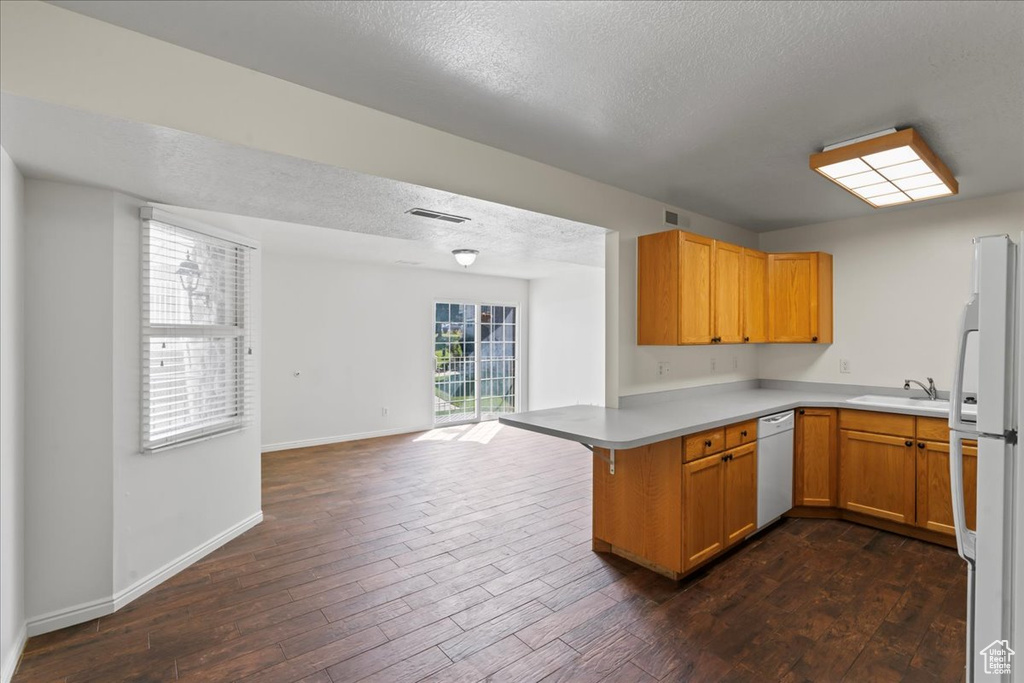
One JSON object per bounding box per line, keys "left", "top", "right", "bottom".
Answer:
{"left": 0, "top": 94, "right": 605, "bottom": 278}
{"left": 49, "top": 0, "right": 1024, "bottom": 231}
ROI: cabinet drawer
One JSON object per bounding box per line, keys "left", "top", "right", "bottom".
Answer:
{"left": 684, "top": 428, "right": 726, "bottom": 462}
{"left": 916, "top": 417, "right": 950, "bottom": 443}
{"left": 725, "top": 420, "right": 757, "bottom": 449}
{"left": 839, "top": 410, "right": 915, "bottom": 438}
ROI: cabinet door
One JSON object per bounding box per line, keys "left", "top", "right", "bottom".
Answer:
{"left": 637, "top": 231, "right": 680, "bottom": 345}
{"left": 678, "top": 232, "right": 714, "bottom": 345}
{"left": 768, "top": 253, "right": 818, "bottom": 343}
{"left": 839, "top": 429, "right": 917, "bottom": 524}
{"left": 683, "top": 455, "right": 724, "bottom": 570}
{"left": 592, "top": 439, "right": 683, "bottom": 572}
{"left": 916, "top": 439, "right": 978, "bottom": 535}
{"left": 723, "top": 443, "right": 757, "bottom": 547}
{"left": 742, "top": 249, "right": 768, "bottom": 343}
{"left": 794, "top": 408, "right": 837, "bottom": 507}
{"left": 712, "top": 241, "right": 743, "bottom": 344}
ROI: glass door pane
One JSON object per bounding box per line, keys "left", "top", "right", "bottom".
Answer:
{"left": 434, "top": 302, "right": 478, "bottom": 424}
{"left": 480, "top": 304, "right": 517, "bottom": 420}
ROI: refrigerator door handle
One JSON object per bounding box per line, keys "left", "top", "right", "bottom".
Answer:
{"left": 949, "top": 430, "right": 977, "bottom": 564}
{"left": 949, "top": 293, "right": 979, "bottom": 433}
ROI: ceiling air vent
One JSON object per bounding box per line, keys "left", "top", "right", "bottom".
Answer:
{"left": 407, "top": 208, "right": 471, "bottom": 224}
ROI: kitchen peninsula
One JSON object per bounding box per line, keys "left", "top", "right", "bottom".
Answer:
{"left": 500, "top": 384, "right": 976, "bottom": 580}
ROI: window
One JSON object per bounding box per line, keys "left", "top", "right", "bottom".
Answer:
{"left": 141, "top": 211, "right": 254, "bottom": 451}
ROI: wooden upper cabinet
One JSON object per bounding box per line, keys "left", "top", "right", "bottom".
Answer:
{"left": 742, "top": 249, "right": 768, "bottom": 343}
{"left": 637, "top": 230, "right": 712, "bottom": 345}
{"left": 637, "top": 230, "right": 681, "bottom": 345}
{"left": 839, "top": 429, "right": 917, "bottom": 524}
{"left": 916, "top": 439, "right": 978, "bottom": 535}
{"left": 768, "top": 252, "right": 833, "bottom": 343}
{"left": 639, "top": 231, "right": 832, "bottom": 346}
{"left": 712, "top": 241, "right": 744, "bottom": 344}
{"left": 723, "top": 443, "right": 758, "bottom": 547}
{"left": 682, "top": 454, "right": 725, "bottom": 570}
{"left": 794, "top": 408, "right": 838, "bottom": 507}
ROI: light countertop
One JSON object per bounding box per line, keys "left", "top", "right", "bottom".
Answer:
{"left": 499, "top": 388, "right": 953, "bottom": 450}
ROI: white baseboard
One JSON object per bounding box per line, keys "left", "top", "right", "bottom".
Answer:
{"left": 262, "top": 425, "right": 432, "bottom": 453}
{"left": 1, "top": 625, "right": 27, "bottom": 683}
{"left": 25, "top": 510, "right": 263, "bottom": 637}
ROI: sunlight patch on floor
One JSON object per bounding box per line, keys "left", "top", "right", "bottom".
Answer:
{"left": 414, "top": 421, "right": 504, "bottom": 444}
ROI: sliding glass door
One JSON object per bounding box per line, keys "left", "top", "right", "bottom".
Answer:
{"left": 433, "top": 301, "right": 518, "bottom": 425}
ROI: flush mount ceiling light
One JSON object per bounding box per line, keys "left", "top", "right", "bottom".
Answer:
{"left": 810, "top": 128, "right": 958, "bottom": 208}
{"left": 452, "top": 249, "right": 479, "bottom": 267}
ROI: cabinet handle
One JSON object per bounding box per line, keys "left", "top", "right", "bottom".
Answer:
{"left": 740, "top": 430, "right": 747, "bottom": 437}
{"left": 798, "top": 409, "right": 805, "bottom": 415}
{"left": 812, "top": 336, "right": 819, "bottom": 342}
{"left": 905, "top": 440, "right": 913, "bottom": 447}
{"left": 743, "top": 336, "right": 750, "bottom": 342}
{"left": 704, "top": 439, "right": 713, "bottom": 447}
{"left": 917, "top": 442, "right": 925, "bottom": 449}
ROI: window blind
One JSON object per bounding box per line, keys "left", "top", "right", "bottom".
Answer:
{"left": 141, "top": 216, "right": 254, "bottom": 452}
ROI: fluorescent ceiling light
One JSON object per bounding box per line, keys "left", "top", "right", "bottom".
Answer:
{"left": 878, "top": 159, "right": 932, "bottom": 180}
{"left": 835, "top": 170, "right": 885, "bottom": 189}
{"left": 893, "top": 172, "right": 943, "bottom": 191}
{"left": 855, "top": 181, "right": 900, "bottom": 198}
{"left": 868, "top": 193, "right": 913, "bottom": 207}
{"left": 810, "top": 128, "right": 957, "bottom": 208}
{"left": 817, "top": 158, "right": 871, "bottom": 179}
{"left": 861, "top": 146, "right": 919, "bottom": 168}
{"left": 906, "top": 185, "right": 954, "bottom": 200}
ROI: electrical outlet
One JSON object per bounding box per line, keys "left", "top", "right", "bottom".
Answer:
{"left": 381, "top": 407, "right": 389, "bottom": 417}
{"left": 710, "top": 357, "right": 717, "bottom": 373}
{"left": 657, "top": 361, "right": 671, "bottom": 377}
{"left": 840, "top": 359, "right": 851, "bottom": 374}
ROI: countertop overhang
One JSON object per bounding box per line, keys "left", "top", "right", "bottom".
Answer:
{"left": 499, "top": 388, "right": 952, "bottom": 450}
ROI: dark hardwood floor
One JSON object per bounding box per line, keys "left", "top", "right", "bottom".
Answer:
{"left": 13, "top": 423, "right": 967, "bottom": 682}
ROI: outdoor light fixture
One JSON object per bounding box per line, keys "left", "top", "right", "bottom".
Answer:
{"left": 810, "top": 128, "right": 958, "bottom": 208}
{"left": 452, "top": 249, "right": 479, "bottom": 268}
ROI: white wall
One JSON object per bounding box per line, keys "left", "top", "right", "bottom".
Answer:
{"left": 24, "top": 179, "right": 115, "bottom": 625}
{"left": 22, "top": 179, "right": 263, "bottom": 635}
{"left": 759, "top": 191, "right": 1024, "bottom": 390}
{"left": 261, "top": 252, "right": 529, "bottom": 450}
{"left": 0, "top": 147, "right": 27, "bottom": 681}
{"left": 528, "top": 268, "right": 605, "bottom": 410}
{"left": 0, "top": 1, "right": 760, "bottom": 405}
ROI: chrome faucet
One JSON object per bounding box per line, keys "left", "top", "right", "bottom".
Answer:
{"left": 904, "top": 377, "right": 938, "bottom": 400}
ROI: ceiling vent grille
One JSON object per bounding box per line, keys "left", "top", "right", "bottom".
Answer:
{"left": 407, "top": 208, "right": 471, "bottom": 224}
{"left": 663, "top": 209, "right": 690, "bottom": 229}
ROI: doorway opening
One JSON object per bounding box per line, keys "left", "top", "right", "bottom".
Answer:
{"left": 433, "top": 302, "right": 518, "bottom": 425}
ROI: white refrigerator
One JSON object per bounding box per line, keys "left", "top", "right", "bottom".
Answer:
{"left": 950, "top": 233, "right": 1022, "bottom": 681}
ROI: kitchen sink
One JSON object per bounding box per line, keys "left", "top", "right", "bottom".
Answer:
{"left": 846, "top": 394, "right": 978, "bottom": 417}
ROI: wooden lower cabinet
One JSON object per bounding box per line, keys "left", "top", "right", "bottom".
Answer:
{"left": 683, "top": 442, "right": 758, "bottom": 570}
{"left": 592, "top": 439, "right": 682, "bottom": 573}
{"left": 839, "top": 429, "right": 917, "bottom": 524}
{"left": 682, "top": 454, "right": 724, "bottom": 570}
{"left": 794, "top": 408, "right": 837, "bottom": 506}
{"left": 723, "top": 443, "right": 758, "bottom": 546}
{"left": 916, "top": 439, "right": 978, "bottom": 534}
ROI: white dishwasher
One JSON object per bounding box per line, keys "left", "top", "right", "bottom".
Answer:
{"left": 757, "top": 411, "right": 795, "bottom": 529}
